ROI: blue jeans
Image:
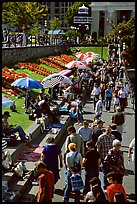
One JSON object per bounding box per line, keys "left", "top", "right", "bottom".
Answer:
{"left": 83, "top": 169, "right": 99, "bottom": 195}
{"left": 64, "top": 170, "right": 80, "bottom": 202}
{"left": 10, "top": 126, "right": 26, "bottom": 140}
{"left": 105, "top": 97, "right": 112, "bottom": 111}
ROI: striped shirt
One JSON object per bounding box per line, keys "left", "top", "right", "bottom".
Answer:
{"left": 97, "top": 133, "right": 115, "bottom": 160}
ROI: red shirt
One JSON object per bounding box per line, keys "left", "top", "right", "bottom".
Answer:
{"left": 37, "top": 170, "right": 54, "bottom": 202}
{"left": 106, "top": 183, "right": 128, "bottom": 202}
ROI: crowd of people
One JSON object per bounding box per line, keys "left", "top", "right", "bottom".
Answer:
{"left": 2, "top": 53, "right": 135, "bottom": 202}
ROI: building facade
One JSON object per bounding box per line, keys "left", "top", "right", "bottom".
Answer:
{"left": 90, "top": 2, "right": 135, "bottom": 39}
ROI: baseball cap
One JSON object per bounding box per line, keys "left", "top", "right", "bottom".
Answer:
{"left": 113, "top": 139, "right": 121, "bottom": 146}
{"left": 3, "top": 111, "right": 11, "bottom": 117}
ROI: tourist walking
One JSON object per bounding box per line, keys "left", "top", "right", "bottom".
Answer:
{"left": 65, "top": 126, "right": 84, "bottom": 157}
{"left": 82, "top": 141, "right": 101, "bottom": 197}
{"left": 105, "top": 85, "right": 113, "bottom": 112}
{"left": 106, "top": 172, "right": 128, "bottom": 202}
{"left": 111, "top": 106, "right": 125, "bottom": 137}
{"left": 35, "top": 161, "right": 55, "bottom": 202}
{"left": 41, "top": 136, "right": 63, "bottom": 184}
{"left": 104, "top": 139, "right": 125, "bottom": 184}
{"left": 77, "top": 120, "right": 92, "bottom": 153}
{"left": 94, "top": 96, "right": 103, "bottom": 119}
{"left": 96, "top": 125, "right": 115, "bottom": 189}
{"left": 63, "top": 143, "right": 83, "bottom": 202}
{"left": 91, "top": 83, "right": 101, "bottom": 110}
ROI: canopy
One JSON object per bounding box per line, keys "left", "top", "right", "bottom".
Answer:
{"left": 48, "top": 30, "right": 65, "bottom": 35}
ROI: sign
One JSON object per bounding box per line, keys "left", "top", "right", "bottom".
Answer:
{"left": 74, "top": 16, "right": 92, "bottom": 24}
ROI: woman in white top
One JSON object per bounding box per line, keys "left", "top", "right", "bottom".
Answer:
{"left": 118, "top": 86, "right": 127, "bottom": 111}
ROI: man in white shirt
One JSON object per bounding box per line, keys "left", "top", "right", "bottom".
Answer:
{"left": 94, "top": 96, "right": 103, "bottom": 119}
{"left": 77, "top": 120, "right": 93, "bottom": 153}
{"left": 91, "top": 83, "right": 101, "bottom": 110}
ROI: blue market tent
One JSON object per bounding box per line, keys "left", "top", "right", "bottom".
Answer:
{"left": 48, "top": 30, "right": 65, "bottom": 35}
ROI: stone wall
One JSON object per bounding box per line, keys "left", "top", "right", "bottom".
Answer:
{"left": 2, "top": 45, "right": 67, "bottom": 67}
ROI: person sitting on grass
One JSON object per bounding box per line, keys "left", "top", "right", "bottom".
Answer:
{"left": 2, "top": 111, "right": 28, "bottom": 142}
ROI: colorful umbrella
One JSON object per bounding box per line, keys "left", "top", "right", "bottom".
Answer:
{"left": 2, "top": 95, "right": 14, "bottom": 108}
{"left": 65, "top": 60, "right": 87, "bottom": 70}
{"left": 11, "top": 77, "right": 43, "bottom": 89}
{"left": 58, "top": 69, "right": 72, "bottom": 76}
{"left": 42, "top": 73, "right": 65, "bottom": 88}
{"left": 75, "top": 53, "right": 86, "bottom": 60}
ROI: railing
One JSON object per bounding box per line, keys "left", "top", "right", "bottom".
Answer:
{"left": 2, "top": 34, "right": 66, "bottom": 48}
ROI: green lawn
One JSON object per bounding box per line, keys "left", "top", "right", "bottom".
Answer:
{"left": 2, "top": 46, "right": 108, "bottom": 131}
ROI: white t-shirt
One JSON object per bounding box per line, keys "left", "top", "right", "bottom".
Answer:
{"left": 95, "top": 100, "right": 102, "bottom": 115}
{"left": 92, "top": 87, "right": 100, "bottom": 96}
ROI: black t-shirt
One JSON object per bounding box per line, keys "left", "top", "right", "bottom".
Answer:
{"left": 92, "top": 127, "right": 103, "bottom": 144}
{"left": 84, "top": 149, "right": 100, "bottom": 170}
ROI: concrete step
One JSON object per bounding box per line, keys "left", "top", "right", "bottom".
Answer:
{"left": 2, "top": 115, "right": 72, "bottom": 202}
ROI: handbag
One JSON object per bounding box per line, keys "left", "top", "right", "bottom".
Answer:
{"left": 70, "top": 173, "right": 84, "bottom": 191}
{"left": 70, "top": 152, "right": 81, "bottom": 173}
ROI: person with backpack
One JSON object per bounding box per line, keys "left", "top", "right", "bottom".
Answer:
{"left": 63, "top": 143, "right": 83, "bottom": 202}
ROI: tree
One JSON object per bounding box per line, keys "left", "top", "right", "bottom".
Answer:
{"left": 107, "top": 17, "right": 135, "bottom": 66}
{"left": 2, "top": 2, "right": 48, "bottom": 32}
{"left": 49, "top": 17, "right": 61, "bottom": 31}
{"left": 28, "top": 22, "right": 41, "bottom": 36}
{"left": 66, "top": 29, "right": 81, "bottom": 43}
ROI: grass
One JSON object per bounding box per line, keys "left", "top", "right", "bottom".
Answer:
{"left": 2, "top": 46, "right": 108, "bottom": 130}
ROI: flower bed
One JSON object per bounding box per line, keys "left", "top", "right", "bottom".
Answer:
{"left": 2, "top": 67, "right": 28, "bottom": 97}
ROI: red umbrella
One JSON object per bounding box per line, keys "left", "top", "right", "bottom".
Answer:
{"left": 65, "top": 60, "right": 87, "bottom": 69}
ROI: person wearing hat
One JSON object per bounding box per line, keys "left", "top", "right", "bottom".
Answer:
{"left": 105, "top": 172, "right": 128, "bottom": 202}
{"left": 63, "top": 143, "right": 83, "bottom": 202}
{"left": 2, "top": 111, "right": 28, "bottom": 142}
{"left": 104, "top": 139, "right": 125, "bottom": 186}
